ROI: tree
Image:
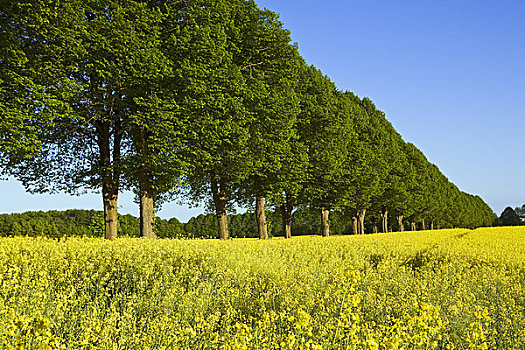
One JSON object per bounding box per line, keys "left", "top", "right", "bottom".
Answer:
{"left": 1, "top": 0, "right": 132, "bottom": 239}
{"left": 234, "top": 7, "right": 300, "bottom": 240}
{"left": 275, "top": 128, "right": 308, "bottom": 239}
{"left": 348, "top": 96, "right": 395, "bottom": 235}
{"left": 297, "top": 68, "right": 359, "bottom": 237}
{"left": 118, "top": 1, "right": 190, "bottom": 239}
{"left": 515, "top": 204, "right": 525, "bottom": 224}
{"left": 387, "top": 142, "right": 418, "bottom": 232}
{"left": 496, "top": 207, "right": 521, "bottom": 226}
{"left": 0, "top": 1, "right": 68, "bottom": 177}
{"left": 89, "top": 211, "right": 105, "bottom": 237}
{"left": 177, "top": 0, "right": 300, "bottom": 240}
{"left": 1, "top": 0, "right": 183, "bottom": 240}
{"left": 174, "top": 0, "right": 254, "bottom": 240}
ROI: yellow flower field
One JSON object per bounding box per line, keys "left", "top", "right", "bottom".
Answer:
{"left": 1, "top": 227, "right": 524, "bottom": 349}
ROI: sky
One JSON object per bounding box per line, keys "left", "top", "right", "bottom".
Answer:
{"left": 1, "top": 0, "right": 523, "bottom": 221}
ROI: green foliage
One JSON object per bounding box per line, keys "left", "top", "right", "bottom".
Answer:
{"left": 182, "top": 211, "right": 279, "bottom": 239}
{"left": 495, "top": 207, "right": 521, "bottom": 226}
{"left": 154, "top": 217, "right": 184, "bottom": 239}
{"left": 173, "top": 0, "right": 257, "bottom": 222}
{"left": 88, "top": 211, "right": 105, "bottom": 237}
{"left": 297, "top": 66, "right": 357, "bottom": 211}
{"left": 0, "top": 210, "right": 183, "bottom": 239}
{"left": 515, "top": 204, "right": 525, "bottom": 224}
{"left": 0, "top": 0, "right": 497, "bottom": 238}
{"left": 0, "top": 210, "right": 92, "bottom": 238}
{"left": 0, "top": 1, "right": 70, "bottom": 175}
{"left": 235, "top": 7, "right": 301, "bottom": 203}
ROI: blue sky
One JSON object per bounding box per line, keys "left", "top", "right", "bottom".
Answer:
{"left": 1, "top": 0, "right": 523, "bottom": 221}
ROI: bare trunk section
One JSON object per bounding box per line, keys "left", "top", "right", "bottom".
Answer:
{"left": 211, "top": 177, "right": 229, "bottom": 240}
{"left": 103, "top": 192, "right": 118, "bottom": 240}
{"left": 137, "top": 180, "right": 155, "bottom": 239}
{"left": 256, "top": 195, "right": 268, "bottom": 240}
{"left": 96, "top": 119, "right": 121, "bottom": 240}
{"left": 397, "top": 215, "right": 404, "bottom": 232}
{"left": 430, "top": 221, "right": 434, "bottom": 230}
{"left": 132, "top": 125, "right": 155, "bottom": 239}
{"left": 380, "top": 209, "right": 388, "bottom": 233}
{"left": 280, "top": 192, "right": 293, "bottom": 239}
{"left": 352, "top": 216, "right": 358, "bottom": 235}
{"left": 411, "top": 222, "right": 416, "bottom": 231}
{"left": 421, "top": 219, "right": 426, "bottom": 231}
{"left": 137, "top": 158, "right": 155, "bottom": 239}
{"left": 139, "top": 189, "right": 155, "bottom": 238}
{"left": 358, "top": 209, "right": 366, "bottom": 235}
{"left": 321, "top": 208, "right": 330, "bottom": 237}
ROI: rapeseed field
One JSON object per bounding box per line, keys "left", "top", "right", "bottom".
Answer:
{"left": 1, "top": 227, "right": 524, "bottom": 349}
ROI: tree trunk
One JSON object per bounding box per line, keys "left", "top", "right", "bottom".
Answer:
{"left": 411, "top": 222, "right": 416, "bottom": 231}
{"left": 137, "top": 156, "right": 155, "bottom": 239}
{"left": 421, "top": 219, "right": 426, "bottom": 231}
{"left": 132, "top": 123, "right": 156, "bottom": 239}
{"left": 211, "top": 177, "right": 229, "bottom": 240}
{"left": 430, "top": 221, "right": 434, "bottom": 230}
{"left": 321, "top": 208, "right": 330, "bottom": 237}
{"left": 280, "top": 192, "right": 293, "bottom": 239}
{"left": 397, "top": 215, "right": 404, "bottom": 232}
{"left": 380, "top": 209, "right": 388, "bottom": 233}
{"left": 139, "top": 188, "right": 155, "bottom": 238}
{"left": 256, "top": 195, "right": 268, "bottom": 240}
{"left": 358, "top": 209, "right": 366, "bottom": 235}
{"left": 102, "top": 190, "right": 118, "bottom": 240}
{"left": 97, "top": 119, "right": 121, "bottom": 240}
{"left": 352, "top": 216, "right": 358, "bottom": 235}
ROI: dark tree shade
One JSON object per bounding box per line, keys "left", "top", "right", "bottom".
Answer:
{"left": 496, "top": 207, "right": 521, "bottom": 226}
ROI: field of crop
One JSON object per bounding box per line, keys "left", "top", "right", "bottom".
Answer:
{"left": 1, "top": 227, "right": 524, "bottom": 349}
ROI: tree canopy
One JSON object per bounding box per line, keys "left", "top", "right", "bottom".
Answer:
{"left": 0, "top": 0, "right": 496, "bottom": 239}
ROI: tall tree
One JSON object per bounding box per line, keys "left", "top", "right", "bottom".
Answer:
{"left": 340, "top": 94, "right": 388, "bottom": 235}
{"left": 515, "top": 204, "right": 525, "bottom": 224}
{"left": 175, "top": 0, "right": 254, "bottom": 240}
{"left": 1, "top": 0, "right": 181, "bottom": 239}
{"left": 234, "top": 7, "right": 300, "bottom": 240}
{"left": 0, "top": 4, "right": 60, "bottom": 167}
{"left": 298, "top": 68, "right": 359, "bottom": 237}
{"left": 119, "top": 2, "right": 189, "bottom": 238}
{"left": 0, "top": 0, "right": 123, "bottom": 239}
{"left": 274, "top": 125, "right": 309, "bottom": 239}
{"left": 177, "top": 1, "right": 300, "bottom": 240}
{"left": 497, "top": 207, "right": 521, "bottom": 226}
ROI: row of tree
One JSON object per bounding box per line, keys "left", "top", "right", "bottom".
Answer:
{"left": 0, "top": 0, "right": 496, "bottom": 240}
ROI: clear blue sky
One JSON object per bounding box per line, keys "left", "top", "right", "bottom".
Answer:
{"left": 1, "top": 0, "right": 523, "bottom": 221}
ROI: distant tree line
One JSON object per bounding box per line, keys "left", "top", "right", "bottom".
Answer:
{"left": 0, "top": 210, "right": 138, "bottom": 238}
{"left": 494, "top": 205, "right": 525, "bottom": 227}
{"left": 0, "top": 204, "right": 500, "bottom": 240}
{"left": 0, "top": 210, "right": 183, "bottom": 238}
{"left": 0, "top": 0, "right": 496, "bottom": 240}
